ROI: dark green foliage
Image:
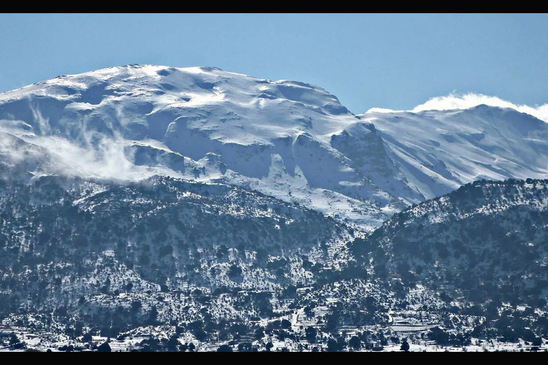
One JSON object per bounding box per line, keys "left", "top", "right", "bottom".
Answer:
{"left": 428, "top": 327, "right": 450, "bottom": 346}
{"left": 400, "top": 339, "right": 410, "bottom": 352}
{"left": 227, "top": 265, "right": 242, "bottom": 279}
{"left": 305, "top": 327, "right": 317, "bottom": 343}
{"left": 97, "top": 341, "right": 112, "bottom": 353}
{"left": 349, "top": 336, "right": 361, "bottom": 351}
{"left": 217, "top": 344, "right": 233, "bottom": 352}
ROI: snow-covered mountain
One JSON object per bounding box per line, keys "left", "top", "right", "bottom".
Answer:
{"left": 2, "top": 65, "right": 548, "bottom": 230}
{"left": 0, "top": 64, "right": 408, "bottom": 230}
{"left": 352, "top": 178, "right": 548, "bottom": 310}
{"left": 359, "top": 106, "right": 548, "bottom": 201}
{"left": 2, "top": 65, "right": 548, "bottom": 351}
{"left": 345, "top": 179, "right": 548, "bottom": 348}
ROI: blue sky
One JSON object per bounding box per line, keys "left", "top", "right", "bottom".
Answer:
{"left": 1, "top": 13, "right": 547, "bottom": 113}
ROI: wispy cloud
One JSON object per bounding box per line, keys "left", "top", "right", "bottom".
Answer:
{"left": 366, "top": 107, "right": 406, "bottom": 114}
{"left": 411, "top": 93, "right": 548, "bottom": 123}
{"left": 0, "top": 125, "right": 182, "bottom": 182}
{"left": 365, "top": 93, "right": 548, "bottom": 123}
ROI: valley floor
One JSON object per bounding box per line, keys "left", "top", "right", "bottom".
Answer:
{"left": 1, "top": 325, "right": 545, "bottom": 352}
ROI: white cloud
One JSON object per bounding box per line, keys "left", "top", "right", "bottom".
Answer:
{"left": 366, "top": 107, "right": 406, "bottom": 114}
{"left": 0, "top": 124, "right": 182, "bottom": 183}
{"left": 411, "top": 93, "right": 548, "bottom": 123}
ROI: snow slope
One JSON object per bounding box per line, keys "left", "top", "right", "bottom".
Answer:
{"left": 0, "top": 65, "right": 406, "bottom": 229}
{"left": 360, "top": 105, "right": 548, "bottom": 201}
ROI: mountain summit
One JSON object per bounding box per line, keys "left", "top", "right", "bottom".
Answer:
{"left": 0, "top": 65, "right": 405, "bottom": 229}
{"left": 2, "top": 65, "right": 548, "bottom": 230}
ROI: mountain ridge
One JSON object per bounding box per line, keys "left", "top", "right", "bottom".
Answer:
{"left": 1, "top": 65, "right": 548, "bottom": 351}
{"left": 0, "top": 64, "right": 400, "bottom": 229}
{"left": 3, "top": 65, "right": 548, "bottom": 230}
